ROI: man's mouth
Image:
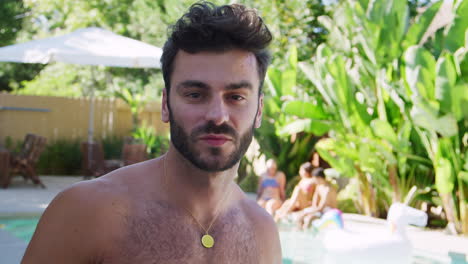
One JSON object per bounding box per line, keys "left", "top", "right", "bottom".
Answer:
{"left": 199, "top": 134, "right": 232, "bottom": 146}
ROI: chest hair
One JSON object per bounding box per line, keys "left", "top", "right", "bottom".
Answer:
{"left": 103, "top": 201, "right": 259, "bottom": 264}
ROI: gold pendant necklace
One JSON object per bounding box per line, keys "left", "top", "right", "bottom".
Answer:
{"left": 163, "top": 155, "right": 233, "bottom": 248}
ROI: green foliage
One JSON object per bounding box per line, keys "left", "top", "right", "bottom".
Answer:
{"left": 114, "top": 82, "right": 150, "bottom": 131}
{"left": 255, "top": 46, "right": 319, "bottom": 180}
{"left": 15, "top": 63, "right": 84, "bottom": 97}
{"left": 238, "top": 173, "right": 259, "bottom": 193}
{"left": 0, "top": 0, "right": 27, "bottom": 46}
{"left": 337, "top": 199, "right": 360, "bottom": 214}
{"left": 292, "top": 0, "right": 468, "bottom": 232}
{"left": 3, "top": 136, "right": 22, "bottom": 153}
{"left": 337, "top": 179, "right": 361, "bottom": 213}
{"left": 36, "top": 138, "right": 82, "bottom": 175}
{"left": 4, "top": 0, "right": 330, "bottom": 95}
{"left": 102, "top": 135, "right": 124, "bottom": 159}
{"left": 444, "top": 0, "right": 468, "bottom": 52}
{"left": 4, "top": 136, "right": 82, "bottom": 176}
{"left": 0, "top": 1, "right": 44, "bottom": 92}
{"left": 132, "top": 125, "right": 169, "bottom": 158}
{"left": 241, "top": 0, "right": 330, "bottom": 63}
{"left": 3, "top": 0, "right": 233, "bottom": 96}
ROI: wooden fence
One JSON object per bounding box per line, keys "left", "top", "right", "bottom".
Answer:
{"left": 0, "top": 93, "right": 168, "bottom": 143}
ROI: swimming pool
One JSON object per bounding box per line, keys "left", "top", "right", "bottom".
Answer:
{"left": 0, "top": 217, "right": 39, "bottom": 242}
{"left": 0, "top": 217, "right": 462, "bottom": 264}
{"left": 278, "top": 225, "right": 455, "bottom": 264}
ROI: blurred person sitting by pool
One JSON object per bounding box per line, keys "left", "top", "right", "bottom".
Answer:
{"left": 257, "top": 159, "right": 286, "bottom": 216}
{"left": 296, "top": 167, "right": 337, "bottom": 230}
{"left": 21, "top": 2, "right": 283, "bottom": 264}
{"left": 275, "top": 162, "right": 317, "bottom": 222}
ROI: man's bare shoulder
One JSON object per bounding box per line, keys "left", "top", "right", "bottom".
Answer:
{"left": 22, "top": 159, "right": 164, "bottom": 264}
{"left": 21, "top": 176, "right": 128, "bottom": 263}
{"left": 238, "top": 195, "right": 274, "bottom": 224}
{"left": 236, "top": 192, "right": 282, "bottom": 264}
{"left": 57, "top": 161, "right": 148, "bottom": 208}
{"left": 40, "top": 168, "right": 138, "bottom": 232}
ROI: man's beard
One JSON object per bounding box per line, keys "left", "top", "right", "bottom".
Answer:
{"left": 168, "top": 110, "right": 255, "bottom": 172}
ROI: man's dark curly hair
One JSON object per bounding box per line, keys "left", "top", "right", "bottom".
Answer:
{"left": 161, "top": 1, "right": 272, "bottom": 94}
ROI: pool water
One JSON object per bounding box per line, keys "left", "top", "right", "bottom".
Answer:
{"left": 0, "top": 217, "right": 462, "bottom": 264}
{"left": 280, "top": 226, "right": 323, "bottom": 263}
{"left": 278, "top": 223, "right": 460, "bottom": 264}
{"left": 0, "top": 217, "right": 39, "bottom": 242}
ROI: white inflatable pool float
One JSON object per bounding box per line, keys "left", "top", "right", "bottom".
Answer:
{"left": 319, "top": 203, "right": 428, "bottom": 264}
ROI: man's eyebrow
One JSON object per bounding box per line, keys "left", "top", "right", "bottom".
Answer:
{"left": 176, "top": 80, "right": 210, "bottom": 90}
{"left": 225, "top": 81, "right": 253, "bottom": 91}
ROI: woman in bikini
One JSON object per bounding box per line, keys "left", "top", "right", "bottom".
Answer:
{"left": 257, "top": 159, "right": 286, "bottom": 216}
{"left": 275, "top": 162, "right": 316, "bottom": 222}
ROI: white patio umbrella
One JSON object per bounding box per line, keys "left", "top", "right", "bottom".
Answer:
{"left": 0, "top": 27, "right": 162, "bottom": 67}
{"left": 0, "top": 27, "right": 162, "bottom": 143}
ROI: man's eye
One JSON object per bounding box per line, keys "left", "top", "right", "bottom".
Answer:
{"left": 230, "top": 94, "right": 245, "bottom": 101}
{"left": 186, "top": 93, "right": 201, "bottom": 99}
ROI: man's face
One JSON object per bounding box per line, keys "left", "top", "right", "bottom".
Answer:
{"left": 162, "top": 49, "right": 263, "bottom": 172}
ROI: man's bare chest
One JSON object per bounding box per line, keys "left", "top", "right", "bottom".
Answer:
{"left": 101, "top": 201, "right": 259, "bottom": 264}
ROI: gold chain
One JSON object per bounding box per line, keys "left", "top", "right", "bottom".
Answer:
{"left": 163, "top": 155, "right": 234, "bottom": 237}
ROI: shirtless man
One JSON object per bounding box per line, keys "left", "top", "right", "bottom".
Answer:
{"left": 297, "top": 167, "right": 337, "bottom": 229}
{"left": 257, "top": 159, "right": 286, "bottom": 216}
{"left": 21, "top": 2, "right": 282, "bottom": 263}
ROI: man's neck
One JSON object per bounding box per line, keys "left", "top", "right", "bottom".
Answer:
{"left": 162, "top": 146, "right": 238, "bottom": 223}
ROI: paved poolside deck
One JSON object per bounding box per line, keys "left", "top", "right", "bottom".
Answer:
{"left": 1, "top": 176, "right": 467, "bottom": 263}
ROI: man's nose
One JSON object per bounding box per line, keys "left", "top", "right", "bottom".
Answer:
{"left": 205, "top": 96, "right": 229, "bottom": 126}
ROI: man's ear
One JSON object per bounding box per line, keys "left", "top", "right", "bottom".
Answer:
{"left": 254, "top": 93, "right": 264, "bottom": 128}
{"left": 161, "top": 88, "right": 170, "bottom": 123}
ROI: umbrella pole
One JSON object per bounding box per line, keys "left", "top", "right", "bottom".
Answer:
{"left": 88, "top": 90, "right": 95, "bottom": 144}
{"left": 87, "top": 67, "right": 96, "bottom": 177}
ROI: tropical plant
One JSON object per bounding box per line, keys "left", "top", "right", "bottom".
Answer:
{"left": 241, "top": 0, "right": 330, "bottom": 63}
{"left": 291, "top": 0, "right": 468, "bottom": 232}
{"left": 255, "top": 46, "right": 321, "bottom": 180}
{"left": 402, "top": 3, "right": 468, "bottom": 231}
{"left": 114, "top": 83, "right": 148, "bottom": 131}
{"left": 132, "top": 124, "right": 169, "bottom": 158}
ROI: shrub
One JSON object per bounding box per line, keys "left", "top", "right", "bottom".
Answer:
{"left": 239, "top": 173, "right": 259, "bottom": 193}
{"left": 132, "top": 125, "right": 169, "bottom": 158}
{"left": 36, "top": 138, "right": 82, "bottom": 175}
{"left": 4, "top": 136, "right": 22, "bottom": 152}
{"left": 102, "top": 135, "right": 124, "bottom": 159}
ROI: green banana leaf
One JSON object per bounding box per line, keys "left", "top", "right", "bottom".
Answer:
{"left": 288, "top": 45, "right": 298, "bottom": 71}
{"left": 411, "top": 105, "right": 458, "bottom": 138}
{"left": 371, "top": 119, "right": 398, "bottom": 147}
{"left": 445, "top": 0, "right": 468, "bottom": 52}
{"left": 279, "top": 119, "right": 330, "bottom": 137}
{"left": 435, "top": 157, "right": 455, "bottom": 194}
{"left": 404, "top": 46, "right": 436, "bottom": 101}
{"left": 315, "top": 138, "right": 356, "bottom": 176}
{"left": 435, "top": 53, "right": 458, "bottom": 117}
{"left": 402, "top": 1, "right": 442, "bottom": 49}
{"left": 282, "top": 100, "right": 328, "bottom": 120}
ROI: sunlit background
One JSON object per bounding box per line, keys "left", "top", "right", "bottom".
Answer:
{"left": 0, "top": 0, "right": 467, "bottom": 263}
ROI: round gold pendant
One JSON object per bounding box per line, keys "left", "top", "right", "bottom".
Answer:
{"left": 201, "top": 234, "right": 214, "bottom": 248}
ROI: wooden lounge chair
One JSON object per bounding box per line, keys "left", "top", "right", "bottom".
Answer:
{"left": 0, "top": 147, "right": 11, "bottom": 188}
{"left": 4, "top": 134, "right": 47, "bottom": 188}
